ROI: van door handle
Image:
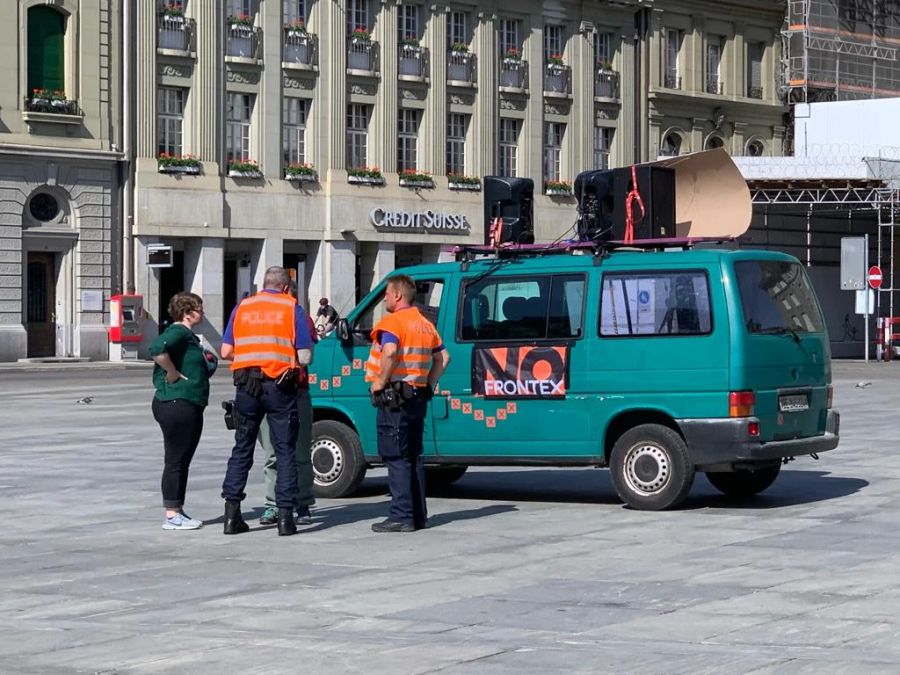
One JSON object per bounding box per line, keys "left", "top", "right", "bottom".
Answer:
{"left": 433, "top": 395, "right": 449, "bottom": 420}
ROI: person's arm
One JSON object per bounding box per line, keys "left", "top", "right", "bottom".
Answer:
{"left": 220, "top": 306, "right": 238, "bottom": 360}
{"left": 295, "top": 307, "right": 313, "bottom": 365}
{"left": 153, "top": 352, "right": 187, "bottom": 384}
{"left": 427, "top": 348, "right": 450, "bottom": 390}
{"left": 220, "top": 343, "right": 234, "bottom": 360}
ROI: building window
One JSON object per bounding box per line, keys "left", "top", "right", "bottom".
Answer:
{"left": 595, "top": 31, "right": 613, "bottom": 67}
{"left": 158, "top": 87, "right": 185, "bottom": 157}
{"left": 27, "top": 6, "right": 66, "bottom": 95}
{"left": 660, "top": 132, "right": 682, "bottom": 157}
{"left": 665, "top": 29, "right": 683, "bottom": 88}
{"left": 500, "top": 19, "right": 519, "bottom": 56}
{"left": 283, "top": 0, "right": 306, "bottom": 23}
{"left": 449, "top": 11, "right": 467, "bottom": 49}
{"left": 544, "top": 24, "right": 563, "bottom": 61}
{"left": 498, "top": 118, "right": 519, "bottom": 176}
{"left": 348, "top": 0, "right": 368, "bottom": 32}
{"left": 226, "top": 93, "right": 253, "bottom": 162}
{"left": 543, "top": 122, "right": 564, "bottom": 182}
{"left": 447, "top": 113, "right": 468, "bottom": 175}
{"left": 706, "top": 35, "right": 723, "bottom": 94}
{"left": 594, "top": 126, "right": 613, "bottom": 170}
{"left": 283, "top": 97, "right": 308, "bottom": 166}
{"left": 705, "top": 135, "right": 724, "bottom": 150}
{"left": 229, "top": 0, "right": 253, "bottom": 17}
{"left": 347, "top": 103, "right": 370, "bottom": 168}
{"left": 398, "top": 4, "right": 419, "bottom": 41}
{"left": 748, "top": 42, "right": 764, "bottom": 98}
{"left": 746, "top": 139, "right": 765, "bottom": 157}
{"left": 398, "top": 109, "right": 420, "bottom": 172}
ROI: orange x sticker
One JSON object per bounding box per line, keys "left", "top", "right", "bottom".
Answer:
{"left": 352, "top": 358, "right": 363, "bottom": 369}
{"left": 462, "top": 402, "right": 472, "bottom": 414}
{"left": 308, "top": 374, "right": 317, "bottom": 384}
{"left": 441, "top": 390, "right": 450, "bottom": 396}
{"left": 320, "top": 380, "right": 329, "bottom": 390}
{"left": 341, "top": 365, "right": 351, "bottom": 376}
{"left": 486, "top": 416, "right": 496, "bottom": 428}
{"left": 474, "top": 410, "right": 484, "bottom": 421}
{"left": 507, "top": 402, "right": 517, "bottom": 413}
{"left": 497, "top": 409, "right": 507, "bottom": 420}
{"left": 332, "top": 376, "right": 341, "bottom": 387}
{"left": 450, "top": 398, "right": 461, "bottom": 410}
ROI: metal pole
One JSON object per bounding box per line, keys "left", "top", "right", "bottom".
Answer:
{"left": 865, "top": 232, "right": 870, "bottom": 362}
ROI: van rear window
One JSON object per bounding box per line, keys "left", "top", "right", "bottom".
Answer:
{"left": 599, "top": 271, "right": 712, "bottom": 337}
{"left": 735, "top": 260, "right": 824, "bottom": 334}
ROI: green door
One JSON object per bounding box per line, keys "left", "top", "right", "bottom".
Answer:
{"left": 431, "top": 271, "right": 595, "bottom": 458}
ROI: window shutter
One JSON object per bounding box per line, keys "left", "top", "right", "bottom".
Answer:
{"left": 27, "top": 7, "right": 65, "bottom": 93}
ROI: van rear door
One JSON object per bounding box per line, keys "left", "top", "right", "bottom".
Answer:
{"left": 731, "top": 258, "right": 831, "bottom": 442}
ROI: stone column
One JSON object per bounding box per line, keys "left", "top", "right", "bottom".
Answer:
{"left": 473, "top": 11, "right": 498, "bottom": 177}
{"left": 377, "top": 1, "right": 399, "bottom": 174}
{"left": 359, "top": 242, "right": 395, "bottom": 297}
{"left": 572, "top": 26, "right": 593, "bottom": 173}
{"left": 688, "top": 17, "right": 705, "bottom": 94}
{"left": 732, "top": 121, "right": 747, "bottom": 156}
{"left": 135, "top": 1, "right": 157, "bottom": 159}
{"left": 252, "top": 236, "right": 284, "bottom": 291}
{"left": 310, "top": 241, "right": 359, "bottom": 315}
{"left": 260, "top": 1, "right": 283, "bottom": 178}
{"left": 732, "top": 21, "right": 745, "bottom": 99}
{"left": 691, "top": 117, "right": 706, "bottom": 153}
{"left": 322, "top": 0, "right": 347, "bottom": 171}
{"left": 196, "top": 2, "right": 221, "bottom": 166}
{"left": 184, "top": 237, "right": 225, "bottom": 349}
{"left": 427, "top": 8, "right": 448, "bottom": 175}
{"left": 618, "top": 22, "right": 635, "bottom": 166}
{"left": 524, "top": 21, "right": 542, "bottom": 181}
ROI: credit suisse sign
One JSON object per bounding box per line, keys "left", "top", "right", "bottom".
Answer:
{"left": 369, "top": 207, "right": 470, "bottom": 232}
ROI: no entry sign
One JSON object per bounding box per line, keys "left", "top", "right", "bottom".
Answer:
{"left": 869, "top": 265, "right": 883, "bottom": 289}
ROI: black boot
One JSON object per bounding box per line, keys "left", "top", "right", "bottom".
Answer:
{"left": 277, "top": 507, "right": 297, "bottom": 536}
{"left": 223, "top": 500, "right": 249, "bottom": 535}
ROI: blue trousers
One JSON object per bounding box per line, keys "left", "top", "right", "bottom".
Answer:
{"left": 222, "top": 380, "right": 299, "bottom": 508}
{"left": 376, "top": 397, "right": 427, "bottom": 528}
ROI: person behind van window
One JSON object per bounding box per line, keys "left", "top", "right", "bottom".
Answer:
{"left": 219, "top": 266, "right": 314, "bottom": 537}
{"left": 366, "top": 274, "right": 450, "bottom": 533}
{"left": 258, "top": 312, "right": 318, "bottom": 527}
{"left": 150, "top": 292, "right": 215, "bottom": 531}
{"left": 314, "top": 297, "right": 339, "bottom": 336}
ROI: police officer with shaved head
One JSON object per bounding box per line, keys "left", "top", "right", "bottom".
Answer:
{"left": 220, "top": 266, "right": 314, "bottom": 536}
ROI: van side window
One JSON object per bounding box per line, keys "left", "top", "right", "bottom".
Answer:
{"left": 599, "top": 271, "right": 712, "bottom": 337}
{"left": 735, "top": 260, "right": 824, "bottom": 333}
{"left": 460, "top": 274, "right": 585, "bottom": 341}
{"left": 354, "top": 279, "right": 444, "bottom": 341}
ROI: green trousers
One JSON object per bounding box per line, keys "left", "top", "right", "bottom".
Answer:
{"left": 259, "top": 388, "right": 315, "bottom": 509}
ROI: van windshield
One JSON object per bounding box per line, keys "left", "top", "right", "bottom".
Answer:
{"left": 735, "top": 260, "right": 824, "bottom": 334}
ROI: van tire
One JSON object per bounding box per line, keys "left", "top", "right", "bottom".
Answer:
{"left": 311, "top": 420, "right": 366, "bottom": 498}
{"left": 705, "top": 465, "right": 781, "bottom": 498}
{"left": 425, "top": 465, "right": 468, "bottom": 489}
{"left": 610, "top": 424, "right": 694, "bottom": 511}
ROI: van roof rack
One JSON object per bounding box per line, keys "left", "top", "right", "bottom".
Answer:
{"left": 452, "top": 236, "right": 735, "bottom": 262}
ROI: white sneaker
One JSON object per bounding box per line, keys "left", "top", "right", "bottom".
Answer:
{"left": 162, "top": 513, "right": 203, "bottom": 530}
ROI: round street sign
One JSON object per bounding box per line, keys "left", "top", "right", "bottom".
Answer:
{"left": 869, "top": 265, "right": 883, "bottom": 289}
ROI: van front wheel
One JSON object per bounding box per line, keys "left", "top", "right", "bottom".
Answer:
{"left": 610, "top": 424, "right": 694, "bottom": 511}
{"left": 705, "top": 465, "right": 780, "bottom": 498}
{"left": 311, "top": 420, "right": 366, "bottom": 498}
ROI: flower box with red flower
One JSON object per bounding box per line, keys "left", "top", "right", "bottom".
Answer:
{"left": 228, "top": 160, "right": 263, "bottom": 178}
{"left": 350, "top": 27, "right": 371, "bottom": 44}
{"left": 450, "top": 42, "right": 470, "bottom": 54}
{"left": 284, "top": 163, "right": 317, "bottom": 182}
{"left": 285, "top": 19, "right": 307, "bottom": 37}
{"left": 399, "top": 170, "right": 434, "bottom": 188}
{"left": 448, "top": 174, "right": 481, "bottom": 191}
{"left": 503, "top": 47, "right": 521, "bottom": 64}
{"left": 544, "top": 180, "right": 572, "bottom": 196}
{"left": 348, "top": 166, "right": 384, "bottom": 185}
{"left": 158, "top": 154, "right": 201, "bottom": 175}
{"left": 228, "top": 13, "right": 254, "bottom": 32}
{"left": 546, "top": 53, "right": 565, "bottom": 68}
{"left": 162, "top": 3, "right": 185, "bottom": 22}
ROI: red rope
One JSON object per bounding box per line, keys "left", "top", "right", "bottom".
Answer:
{"left": 623, "top": 164, "right": 646, "bottom": 243}
{"left": 489, "top": 217, "right": 503, "bottom": 248}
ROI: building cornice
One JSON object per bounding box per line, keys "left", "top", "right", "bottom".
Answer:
{"left": 0, "top": 143, "right": 124, "bottom": 163}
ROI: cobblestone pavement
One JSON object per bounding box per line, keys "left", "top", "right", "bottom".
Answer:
{"left": 0, "top": 361, "right": 898, "bottom": 674}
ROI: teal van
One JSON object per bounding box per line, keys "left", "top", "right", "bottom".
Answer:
{"left": 307, "top": 245, "right": 839, "bottom": 510}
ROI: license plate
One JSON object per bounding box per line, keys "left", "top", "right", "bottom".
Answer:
{"left": 779, "top": 393, "right": 809, "bottom": 412}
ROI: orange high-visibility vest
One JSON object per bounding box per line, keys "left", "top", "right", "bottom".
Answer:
{"left": 365, "top": 307, "right": 441, "bottom": 388}
{"left": 230, "top": 292, "right": 297, "bottom": 379}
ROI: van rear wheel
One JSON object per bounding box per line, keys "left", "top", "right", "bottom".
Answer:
{"left": 311, "top": 420, "right": 366, "bottom": 498}
{"left": 706, "top": 465, "right": 781, "bottom": 498}
{"left": 610, "top": 424, "right": 694, "bottom": 511}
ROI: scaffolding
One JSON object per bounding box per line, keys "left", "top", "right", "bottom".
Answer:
{"left": 783, "top": 0, "right": 900, "bottom": 103}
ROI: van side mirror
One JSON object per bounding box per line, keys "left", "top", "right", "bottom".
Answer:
{"left": 337, "top": 318, "right": 351, "bottom": 344}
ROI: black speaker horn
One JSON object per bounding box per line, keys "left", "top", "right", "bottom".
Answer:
{"left": 483, "top": 176, "right": 535, "bottom": 245}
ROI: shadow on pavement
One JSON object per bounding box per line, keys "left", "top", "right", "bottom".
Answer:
{"left": 426, "top": 504, "right": 519, "bottom": 528}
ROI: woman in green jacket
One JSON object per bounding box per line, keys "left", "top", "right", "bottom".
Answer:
{"left": 150, "top": 292, "right": 216, "bottom": 530}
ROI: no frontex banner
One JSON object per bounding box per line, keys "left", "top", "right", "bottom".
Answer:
{"left": 473, "top": 346, "right": 569, "bottom": 399}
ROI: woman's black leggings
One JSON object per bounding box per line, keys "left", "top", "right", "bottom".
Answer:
{"left": 152, "top": 398, "right": 205, "bottom": 508}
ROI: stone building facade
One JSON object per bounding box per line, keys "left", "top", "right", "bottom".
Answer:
{"left": 133, "top": 0, "right": 786, "bottom": 351}
{"left": 0, "top": 0, "right": 122, "bottom": 362}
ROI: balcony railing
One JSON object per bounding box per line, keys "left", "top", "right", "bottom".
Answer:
{"left": 705, "top": 78, "right": 724, "bottom": 95}
{"left": 499, "top": 59, "right": 528, "bottom": 90}
{"left": 283, "top": 28, "right": 317, "bottom": 67}
{"left": 748, "top": 85, "right": 764, "bottom": 99}
{"left": 399, "top": 44, "right": 428, "bottom": 79}
{"left": 23, "top": 96, "right": 80, "bottom": 116}
{"left": 157, "top": 13, "right": 195, "bottom": 53}
{"left": 544, "top": 64, "right": 571, "bottom": 95}
{"left": 595, "top": 68, "right": 620, "bottom": 99}
{"left": 226, "top": 24, "right": 262, "bottom": 61}
{"left": 447, "top": 51, "right": 475, "bottom": 84}
{"left": 664, "top": 72, "right": 682, "bottom": 89}
{"left": 347, "top": 37, "right": 378, "bottom": 73}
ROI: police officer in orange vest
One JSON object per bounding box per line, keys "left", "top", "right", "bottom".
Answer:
{"left": 366, "top": 274, "right": 450, "bottom": 533}
{"left": 220, "top": 266, "right": 314, "bottom": 536}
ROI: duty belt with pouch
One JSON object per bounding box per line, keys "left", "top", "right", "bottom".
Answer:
{"left": 233, "top": 366, "right": 299, "bottom": 397}
{"left": 371, "top": 381, "right": 433, "bottom": 409}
